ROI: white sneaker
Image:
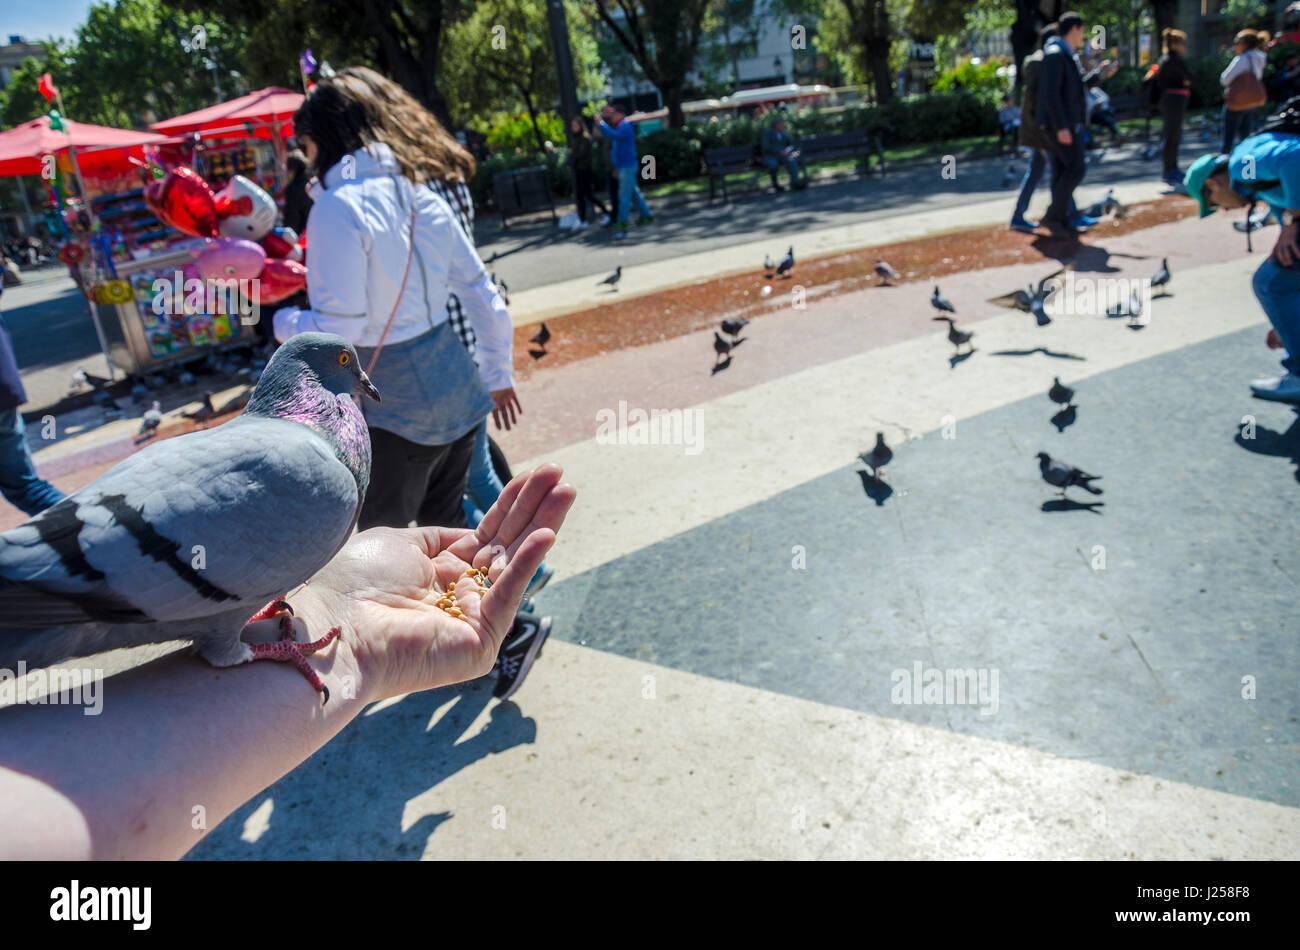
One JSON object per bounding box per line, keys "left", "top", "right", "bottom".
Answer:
{"left": 598, "top": 213, "right": 611, "bottom": 227}
{"left": 1249, "top": 371, "right": 1300, "bottom": 402}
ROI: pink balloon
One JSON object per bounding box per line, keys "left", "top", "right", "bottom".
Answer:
{"left": 191, "top": 237, "right": 266, "bottom": 282}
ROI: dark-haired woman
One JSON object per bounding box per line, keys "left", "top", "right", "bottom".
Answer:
{"left": 274, "top": 67, "right": 547, "bottom": 696}
{"left": 1156, "top": 28, "right": 1192, "bottom": 188}
{"left": 569, "top": 116, "right": 607, "bottom": 227}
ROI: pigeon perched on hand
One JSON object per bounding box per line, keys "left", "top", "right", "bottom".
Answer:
{"left": 776, "top": 246, "right": 794, "bottom": 277}
{"left": 0, "top": 333, "right": 381, "bottom": 704}
{"left": 874, "top": 258, "right": 899, "bottom": 285}
{"left": 530, "top": 322, "right": 551, "bottom": 349}
{"left": 931, "top": 285, "right": 955, "bottom": 314}
{"left": 1151, "top": 258, "right": 1171, "bottom": 295}
{"left": 932, "top": 316, "right": 973, "bottom": 354}
{"left": 858, "top": 432, "right": 892, "bottom": 483}
{"left": 720, "top": 318, "right": 749, "bottom": 337}
{"left": 1048, "top": 377, "right": 1074, "bottom": 408}
{"left": 599, "top": 266, "right": 622, "bottom": 290}
{"left": 138, "top": 400, "right": 162, "bottom": 437}
{"left": 1036, "top": 452, "right": 1102, "bottom": 496}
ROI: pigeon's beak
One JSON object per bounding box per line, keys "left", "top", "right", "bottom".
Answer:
{"left": 358, "top": 369, "right": 381, "bottom": 403}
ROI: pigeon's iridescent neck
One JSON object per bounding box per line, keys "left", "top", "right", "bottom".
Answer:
{"left": 256, "top": 378, "right": 371, "bottom": 493}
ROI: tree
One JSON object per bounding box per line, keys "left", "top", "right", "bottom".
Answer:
{"left": 442, "top": 0, "right": 604, "bottom": 144}
{"left": 831, "top": 0, "right": 897, "bottom": 104}
{"left": 589, "top": 0, "right": 713, "bottom": 127}
{"left": 176, "top": 0, "right": 466, "bottom": 128}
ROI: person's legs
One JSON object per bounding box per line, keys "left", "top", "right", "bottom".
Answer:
{"left": 463, "top": 422, "right": 503, "bottom": 515}
{"left": 1043, "top": 141, "right": 1073, "bottom": 228}
{"left": 415, "top": 422, "right": 481, "bottom": 529}
{"left": 763, "top": 157, "right": 783, "bottom": 189}
{"left": 1161, "top": 96, "right": 1186, "bottom": 177}
{"left": 1221, "top": 105, "right": 1241, "bottom": 156}
{"left": 1251, "top": 257, "right": 1300, "bottom": 377}
{"left": 785, "top": 156, "right": 806, "bottom": 186}
{"left": 358, "top": 427, "right": 447, "bottom": 531}
{"left": 573, "top": 167, "right": 589, "bottom": 223}
{"left": 1011, "top": 148, "right": 1047, "bottom": 224}
{"left": 0, "top": 408, "right": 66, "bottom": 517}
{"left": 622, "top": 166, "right": 652, "bottom": 219}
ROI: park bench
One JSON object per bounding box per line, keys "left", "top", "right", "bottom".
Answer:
{"left": 1108, "top": 93, "right": 1154, "bottom": 142}
{"left": 492, "top": 165, "right": 556, "bottom": 229}
{"left": 703, "top": 144, "right": 761, "bottom": 202}
{"left": 796, "top": 129, "right": 884, "bottom": 177}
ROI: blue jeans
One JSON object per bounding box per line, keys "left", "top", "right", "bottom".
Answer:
{"left": 460, "top": 424, "right": 551, "bottom": 588}
{"left": 1251, "top": 257, "right": 1300, "bottom": 376}
{"left": 1012, "top": 148, "right": 1079, "bottom": 223}
{"left": 615, "top": 165, "right": 652, "bottom": 225}
{"left": 0, "top": 408, "right": 66, "bottom": 516}
{"left": 763, "top": 155, "right": 805, "bottom": 185}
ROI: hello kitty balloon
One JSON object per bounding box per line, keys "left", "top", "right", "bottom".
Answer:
{"left": 215, "top": 175, "right": 277, "bottom": 241}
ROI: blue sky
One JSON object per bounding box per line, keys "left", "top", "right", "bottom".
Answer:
{"left": 3, "top": 0, "right": 94, "bottom": 44}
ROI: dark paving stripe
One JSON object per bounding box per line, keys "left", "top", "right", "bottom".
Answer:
{"left": 533, "top": 325, "right": 1300, "bottom": 806}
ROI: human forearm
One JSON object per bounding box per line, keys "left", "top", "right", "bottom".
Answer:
{"left": 0, "top": 598, "right": 371, "bottom": 860}
{"left": 273, "top": 305, "right": 368, "bottom": 344}
{"left": 457, "top": 275, "right": 514, "bottom": 391}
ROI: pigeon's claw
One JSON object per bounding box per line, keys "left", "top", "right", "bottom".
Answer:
{"left": 246, "top": 598, "right": 295, "bottom": 625}
{"left": 248, "top": 624, "right": 340, "bottom": 704}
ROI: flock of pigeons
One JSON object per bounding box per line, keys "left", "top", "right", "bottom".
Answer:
{"left": 851, "top": 245, "right": 1173, "bottom": 505}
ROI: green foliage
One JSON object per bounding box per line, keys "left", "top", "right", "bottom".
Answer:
{"left": 1219, "top": 0, "right": 1269, "bottom": 35}
{"left": 484, "top": 112, "right": 567, "bottom": 153}
{"left": 1102, "top": 65, "right": 1143, "bottom": 97}
{"left": 467, "top": 88, "right": 1000, "bottom": 208}
{"left": 1188, "top": 51, "right": 1233, "bottom": 109}
{"left": 932, "top": 58, "right": 1008, "bottom": 97}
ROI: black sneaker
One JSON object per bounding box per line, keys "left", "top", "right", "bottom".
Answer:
{"left": 493, "top": 614, "right": 552, "bottom": 700}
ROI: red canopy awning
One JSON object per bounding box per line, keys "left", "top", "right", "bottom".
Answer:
{"left": 0, "top": 116, "right": 165, "bottom": 177}
{"left": 148, "top": 87, "right": 303, "bottom": 140}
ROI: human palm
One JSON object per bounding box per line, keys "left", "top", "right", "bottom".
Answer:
{"left": 295, "top": 463, "right": 575, "bottom": 702}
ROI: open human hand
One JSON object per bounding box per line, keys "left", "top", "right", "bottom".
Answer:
{"left": 289, "top": 462, "right": 576, "bottom": 704}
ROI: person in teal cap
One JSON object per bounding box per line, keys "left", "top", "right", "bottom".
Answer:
{"left": 1186, "top": 137, "right": 1300, "bottom": 403}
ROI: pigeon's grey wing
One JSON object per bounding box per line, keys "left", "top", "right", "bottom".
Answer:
{"left": 0, "top": 418, "right": 360, "bottom": 626}
{"left": 1036, "top": 265, "right": 1069, "bottom": 296}
{"left": 988, "top": 289, "right": 1032, "bottom": 312}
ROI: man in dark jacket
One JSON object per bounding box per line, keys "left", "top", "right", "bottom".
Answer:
{"left": 1035, "top": 10, "right": 1089, "bottom": 238}
{"left": 0, "top": 291, "right": 66, "bottom": 516}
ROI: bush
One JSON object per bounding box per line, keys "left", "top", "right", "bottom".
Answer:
{"left": 1188, "top": 51, "right": 1233, "bottom": 109}
{"left": 466, "top": 90, "right": 1001, "bottom": 208}
{"left": 933, "top": 58, "right": 1010, "bottom": 98}
{"left": 483, "top": 111, "right": 566, "bottom": 153}
{"left": 1103, "top": 65, "right": 1143, "bottom": 97}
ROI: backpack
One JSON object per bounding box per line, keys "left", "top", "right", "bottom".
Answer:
{"left": 1140, "top": 63, "right": 1161, "bottom": 110}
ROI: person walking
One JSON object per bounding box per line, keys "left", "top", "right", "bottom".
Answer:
{"left": 1221, "top": 29, "right": 1270, "bottom": 155}
{"left": 596, "top": 104, "right": 654, "bottom": 241}
{"left": 0, "top": 289, "right": 65, "bottom": 516}
{"left": 568, "top": 116, "right": 608, "bottom": 226}
{"left": 1035, "top": 11, "right": 1090, "bottom": 238}
{"left": 274, "top": 66, "right": 547, "bottom": 698}
{"left": 1156, "top": 28, "right": 1193, "bottom": 188}
{"left": 281, "top": 149, "right": 313, "bottom": 235}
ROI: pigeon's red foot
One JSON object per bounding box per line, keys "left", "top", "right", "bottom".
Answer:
{"left": 247, "top": 612, "right": 340, "bottom": 705}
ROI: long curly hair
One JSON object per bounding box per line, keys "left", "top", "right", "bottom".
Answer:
{"left": 292, "top": 66, "right": 475, "bottom": 188}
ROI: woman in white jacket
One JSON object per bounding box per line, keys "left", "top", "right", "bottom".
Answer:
{"left": 275, "top": 68, "right": 520, "bottom": 532}
{"left": 1220, "top": 29, "right": 1270, "bottom": 155}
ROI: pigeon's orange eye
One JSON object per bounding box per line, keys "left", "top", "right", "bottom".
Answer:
{"left": 338, "top": 351, "right": 350, "bottom": 367}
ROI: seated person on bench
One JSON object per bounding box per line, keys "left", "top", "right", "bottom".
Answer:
{"left": 761, "top": 117, "right": 807, "bottom": 191}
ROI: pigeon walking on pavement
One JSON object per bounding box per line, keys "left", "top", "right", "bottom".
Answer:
{"left": 764, "top": 253, "right": 775, "bottom": 275}
{"left": 1151, "top": 258, "right": 1171, "bottom": 296}
{"left": 1048, "top": 377, "right": 1074, "bottom": 408}
{"left": 874, "top": 258, "right": 899, "bottom": 285}
{"left": 599, "top": 266, "right": 622, "bottom": 290}
{"left": 859, "top": 432, "right": 893, "bottom": 484}
{"left": 0, "top": 333, "right": 382, "bottom": 704}
{"left": 183, "top": 391, "right": 217, "bottom": 423}
{"left": 138, "top": 400, "right": 162, "bottom": 437}
{"left": 530, "top": 321, "right": 551, "bottom": 350}
{"left": 1080, "top": 188, "right": 1115, "bottom": 219}
{"left": 71, "top": 366, "right": 111, "bottom": 393}
{"left": 720, "top": 318, "right": 749, "bottom": 337}
{"left": 713, "top": 331, "right": 742, "bottom": 363}
{"left": 1036, "top": 452, "right": 1102, "bottom": 496}
{"left": 931, "top": 285, "right": 955, "bottom": 314}
{"left": 932, "top": 316, "right": 973, "bottom": 355}
{"left": 776, "top": 246, "right": 795, "bottom": 277}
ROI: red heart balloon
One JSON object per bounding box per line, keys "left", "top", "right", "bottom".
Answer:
{"left": 145, "top": 166, "right": 218, "bottom": 237}
{"left": 255, "top": 258, "right": 307, "bottom": 305}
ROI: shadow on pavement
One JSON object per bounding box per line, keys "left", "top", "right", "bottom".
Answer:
{"left": 1235, "top": 408, "right": 1300, "bottom": 483}
{"left": 189, "top": 678, "right": 537, "bottom": 860}
{"left": 1041, "top": 497, "right": 1104, "bottom": 514}
{"left": 856, "top": 469, "right": 893, "bottom": 506}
